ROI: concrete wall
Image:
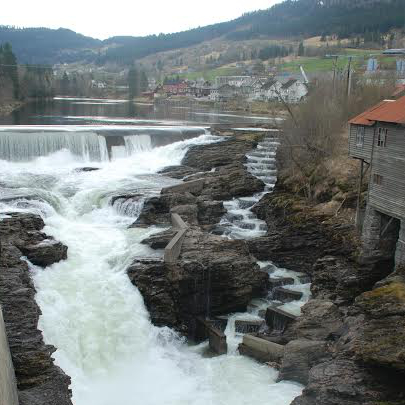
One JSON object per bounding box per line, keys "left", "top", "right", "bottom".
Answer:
{"left": 360, "top": 207, "right": 401, "bottom": 265}
{"left": 395, "top": 220, "right": 405, "bottom": 269}
{"left": 164, "top": 213, "right": 189, "bottom": 264}
{"left": 0, "top": 306, "right": 19, "bottom": 405}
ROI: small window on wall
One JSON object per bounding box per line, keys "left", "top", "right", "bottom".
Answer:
{"left": 377, "top": 128, "right": 388, "bottom": 147}
{"left": 356, "top": 126, "right": 365, "bottom": 147}
{"left": 373, "top": 174, "right": 383, "bottom": 185}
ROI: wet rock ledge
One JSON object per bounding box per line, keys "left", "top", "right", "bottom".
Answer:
{"left": 0, "top": 213, "right": 72, "bottom": 405}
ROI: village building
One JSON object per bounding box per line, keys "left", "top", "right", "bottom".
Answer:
{"left": 209, "top": 84, "right": 237, "bottom": 102}
{"left": 215, "top": 76, "right": 251, "bottom": 88}
{"left": 348, "top": 95, "right": 405, "bottom": 268}
{"left": 278, "top": 79, "right": 308, "bottom": 103}
{"left": 253, "top": 79, "right": 282, "bottom": 101}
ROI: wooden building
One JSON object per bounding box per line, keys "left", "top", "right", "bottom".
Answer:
{"left": 348, "top": 95, "right": 405, "bottom": 268}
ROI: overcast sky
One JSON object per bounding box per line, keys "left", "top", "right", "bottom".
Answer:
{"left": 2, "top": 0, "right": 279, "bottom": 40}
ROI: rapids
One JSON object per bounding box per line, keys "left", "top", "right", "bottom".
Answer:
{"left": 0, "top": 128, "right": 303, "bottom": 405}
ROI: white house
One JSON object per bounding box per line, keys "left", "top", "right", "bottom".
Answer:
{"left": 279, "top": 79, "right": 308, "bottom": 103}
{"left": 253, "top": 79, "right": 282, "bottom": 101}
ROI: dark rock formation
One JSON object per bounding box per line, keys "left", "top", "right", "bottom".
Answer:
{"left": 0, "top": 213, "right": 72, "bottom": 405}
{"left": 133, "top": 136, "right": 264, "bottom": 229}
{"left": 128, "top": 227, "right": 268, "bottom": 335}
{"left": 249, "top": 189, "right": 354, "bottom": 272}
{"left": 246, "top": 177, "right": 405, "bottom": 404}
{"left": 278, "top": 339, "right": 329, "bottom": 385}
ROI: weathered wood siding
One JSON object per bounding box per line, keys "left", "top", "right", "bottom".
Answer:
{"left": 368, "top": 123, "right": 405, "bottom": 220}
{"left": 348, "top": 124, "right": 374, "bottom": 162}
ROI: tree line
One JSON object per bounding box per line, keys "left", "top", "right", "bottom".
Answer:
{"left": 0, "top": 42, "right": 54, "bottom": 104}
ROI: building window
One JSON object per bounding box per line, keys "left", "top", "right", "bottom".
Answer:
{"left": 373, "top": 174, "right": 383, "bottom": 185}
{"left": 377, "top": 128, "right": 388, "bottom": 147}
{"left": 356, "top": 126, "right": 365, "bottom": 147}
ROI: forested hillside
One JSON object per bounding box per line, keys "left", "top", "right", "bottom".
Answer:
{"left": 0, "top": 27, "right": 100, "bottom": 64}
{"left": 0, "top": 0, "right": 404, "bottom": 65}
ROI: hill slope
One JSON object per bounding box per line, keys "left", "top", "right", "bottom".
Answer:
{"left": 0, "top": 0, "right": 403, "bottom": 65}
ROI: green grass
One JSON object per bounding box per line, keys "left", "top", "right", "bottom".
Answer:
{"left": 278, "top": 49, "right": 386, "bottom": 73}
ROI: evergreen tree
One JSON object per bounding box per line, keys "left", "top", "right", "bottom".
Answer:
{"left": 128, "top": 67, "right": 140, "bottom": 98}
{"left": 0, "top": 43, "right": 19, "bottom": 99}
{"left": 61, "top": 72, "right": 70, "bottom": 95}
{"left": 298, "top": 42, "right": 305, "bottom": 57}
{"left": 140, "top": 70, "right": 148, "bottom": 92}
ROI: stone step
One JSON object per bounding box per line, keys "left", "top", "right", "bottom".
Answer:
{"left": 238, "top": 334, "right": 284, "bottom": 363}
{"left": 234, "top": 319, "right": 265, "bottom": 334}
{"left": 195, "top": 317, "right": 227, "bottom": 355}
{"left": 258, "top": 176, "right": 277, "bottom": 184}
{"left": 246, "top": 162, "right": 276, "bottom": 169}
{"left": 249, "top": 170, "right": 277, "bottom": 177}
{"left": 257, "top": 145, "right": 277, "bottom": 151}
{"left": 237, "top": 198, "right": 258, "bottom": 209}
{"left": 223, "top": 212, "right": 244, "bottom": 222}
{"left": 233, "top": 221, "right": 257, "bottom": 230}
{"left": 268, "top": 277, "right": 295, "bottom": 289}
{"left": 273, "top": 287, "right": 303, "bottom": 302}
{"left": 228, "top": 228, "right": 267, "bottom": 239}
{"left": 265, "top": 306, "right": 297, "bottom": 332}
{"left": 248, "top": 151, "right": 277, "bottom": 158}
{"left": 298, "top": 275, "right": 311, "bottom": 284}
{"left": 259, "top": 141, "right": 279, "bottom": 147}
{"left": 248, "top": 157, "right": 276, "bottom": 164}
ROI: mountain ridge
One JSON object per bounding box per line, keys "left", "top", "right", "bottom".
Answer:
{"left": 0, "top": 0, "right": 404, "bottom": 65}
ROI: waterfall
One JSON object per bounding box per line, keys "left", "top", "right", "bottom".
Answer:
{"left": 124, "top": 135, "right": 152, "bottom": 155}
{"left": 0, "top": 131, "right": 109, "bottom": 162}
{"left": 112, "top": 197, "right": 145, "bottom": 217}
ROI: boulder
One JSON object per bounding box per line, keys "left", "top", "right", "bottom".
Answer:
{"left": 278, "top": 339, "right": 329, "bottom": 385}
{"left": 19, "top": 239, "right": 67, "bottom": 267}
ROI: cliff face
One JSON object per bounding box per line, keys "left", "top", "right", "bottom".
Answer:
{"left": 0, "top": 213, "right": 72, "bottom": 405}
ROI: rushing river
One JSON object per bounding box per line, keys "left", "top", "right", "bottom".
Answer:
{"left": 0, "top": 98, "right": 302, "bottom": 405}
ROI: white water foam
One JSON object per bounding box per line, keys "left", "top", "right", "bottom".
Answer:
{"left": 0, "top": 132, "right": 302, "bottom": 405}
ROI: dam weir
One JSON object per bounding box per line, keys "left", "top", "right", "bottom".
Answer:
{"left": 0, "top": 125, "right": 208, "bottom": 161}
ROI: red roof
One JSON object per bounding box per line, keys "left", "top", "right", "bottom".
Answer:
{"left": 348, "top": 95, "right": 405, "bottom": 126}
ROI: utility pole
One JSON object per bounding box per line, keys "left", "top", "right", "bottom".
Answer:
{"left": 347, "top": 56, "right": 353, "bottom": 98}
{"left": 332, "top": 55, "right": 338, "bottom": 94}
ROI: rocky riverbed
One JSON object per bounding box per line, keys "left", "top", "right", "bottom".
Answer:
{"left": 0, "top": 213, "right": 72, "bottom": 405}
{"left": 1, "top": 128, "right": 404, "bottom": 405}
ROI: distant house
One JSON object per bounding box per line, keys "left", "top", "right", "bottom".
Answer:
{"left": 192, "top": 80, "right": 212, "bottom": 97}
{"left": 163, "top": 82, "right": 189, "bottom": 96}
{"left": 348, "top": 95, "right": 405, "bottom": 268}
{"left": 254, "top": 79, "right": 282, "bottom": 101}
{"left": 209, "top": 84, "right": 237, "bottom": 101}
{"left": 279, "top": 79, "right": 308, "bottom": 103}
{"left": 215, "top": 76, "right": 251, "bottom": 88}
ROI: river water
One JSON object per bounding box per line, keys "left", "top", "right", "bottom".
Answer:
{"left": 0, "top": 98, "right": 302, "bottom": 405}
